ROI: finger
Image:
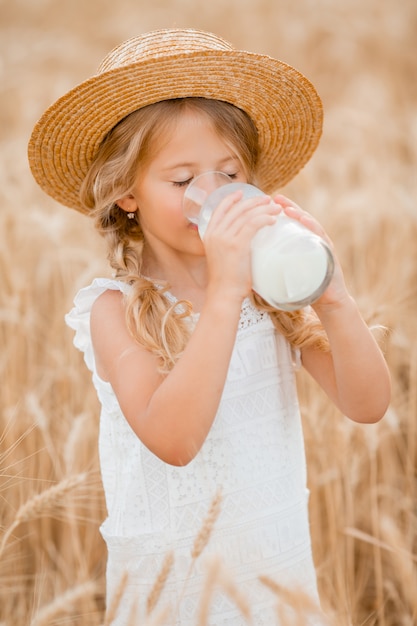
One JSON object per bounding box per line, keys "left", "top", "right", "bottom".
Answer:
{"left": 273, "top": 194, "right": 324, "bottom": 231}
{"left": 279, "top": 202, "right": 333, "bottom": 245}
{"left": 209, "top": 193, "right": 274, "bottom": 231}
{"left": 272, "top": 193, "right": 301, "bottom": 211}
{"left": 225, "top": 200, "right": 281, "bottom": 238}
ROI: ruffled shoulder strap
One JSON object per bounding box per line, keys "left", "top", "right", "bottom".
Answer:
{"left": 65, "top": 277, "right": 131, "bottom": 373}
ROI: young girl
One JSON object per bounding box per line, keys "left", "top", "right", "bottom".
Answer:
{"left": 28, "top": 29, "right": 391, "bottom": 626}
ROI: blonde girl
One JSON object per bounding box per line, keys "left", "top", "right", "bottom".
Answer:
{"left": 29, "top": 29, "right": 391, "bottom": 626}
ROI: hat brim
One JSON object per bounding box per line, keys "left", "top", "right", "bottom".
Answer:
{"left": 28, "top": 49, "right": 323, "bottom": 213}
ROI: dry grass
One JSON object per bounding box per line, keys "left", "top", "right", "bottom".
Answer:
{"left": 1, "top": 0, "right": 416, "bottom": 624}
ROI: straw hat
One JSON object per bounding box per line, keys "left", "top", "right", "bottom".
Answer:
{"left": 28, "top": 28, "right": 323, "bottom": 214}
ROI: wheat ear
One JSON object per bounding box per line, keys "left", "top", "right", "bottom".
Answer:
{"left": 191, "top": 489, "right": 223, "bottom": 560}
{"left": 29, "top": 580, "right": 98, "bottom": 626}
{"left": 0, "top": 472, "right": 87, "bottom": 557}
{"left": 175, "top": 489, "right": 223, "bottom": 616}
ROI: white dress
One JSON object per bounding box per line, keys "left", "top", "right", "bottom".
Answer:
{"left": 66, "top": 278, "right": 323, "bottom": 626}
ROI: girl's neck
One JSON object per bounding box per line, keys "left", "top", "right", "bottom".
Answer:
{"left": 142, "top": 246, "right": 208, "bottom": 311}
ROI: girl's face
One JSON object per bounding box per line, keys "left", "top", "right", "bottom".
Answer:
{"left": 117, "top": 109, "right": 248, "bottom": 265}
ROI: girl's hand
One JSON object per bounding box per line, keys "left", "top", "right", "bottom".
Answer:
{"left": 203, "top": 190, "right": 280, "bottom": 302}
{"left": 272, "top": 194, "right": 391, "bottom": 425}
{"left": 272, "top": 194, "right": 351, "bottom": 313}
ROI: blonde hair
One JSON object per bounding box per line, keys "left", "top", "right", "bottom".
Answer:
{"left": 80, "top": 98, "right": 328, "bottom": 371}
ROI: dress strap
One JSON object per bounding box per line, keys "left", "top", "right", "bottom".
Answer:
{"left": 65, "top": 277, "right": 131, "bottom": 372}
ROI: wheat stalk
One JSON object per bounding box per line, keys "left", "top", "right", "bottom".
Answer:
{"left": 143, "top": 605, "right": 172, "bottom": 626}
{"left": 197, "top": 555, "right": 222, "bottom": 625}
{"left": 64, "top": 412, "right": 91, "bottom": 472}
{"left": 0, "top": 472, "right": 87, "bottom": 557}
{"left": 103, "top": 570, "right": 129, "bottom": 626}
{"left": 175, "top": 489, "right": 223, "bottom": 617}
{"left": 125, "top": 597, "right": 139, "bottom": 626}
{"left": 2, "top": 3, "right": 417, "bottom": 625}
{"left": 259, "top": 575, "right": 329, "bottom": 626}
{"left": 344, "top": 526, "right": 417, "bottom": 564}
{"left": 216, "top": 563, "right": 251, "bottom": 621}
{"left": 197, "top": 556, "right": 252, "bottom": 625}
{"left": 29, "top": 580, "right": 98, "bottom": 626}
{"left": 146, "top": 550, "right": 174, "bottom": 615}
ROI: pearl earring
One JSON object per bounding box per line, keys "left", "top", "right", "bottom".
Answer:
{"left": 127, "top": 212, "right": 136, "bottom": 219}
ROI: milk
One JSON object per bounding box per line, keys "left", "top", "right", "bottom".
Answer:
{"left": 250, "top": 213, "right": 333, "bottom": 309}
{"left": 251, "top": 234, "right": 330, "bottom": 308}
{"left": 183, "top": 174, "right": 334, "bottom": 310}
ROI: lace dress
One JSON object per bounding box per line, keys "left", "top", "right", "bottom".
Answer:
{"left": 66, "top": 278, "right": 324, "bottom": 626}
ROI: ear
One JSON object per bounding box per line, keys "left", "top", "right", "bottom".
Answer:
{"left": 115, "top": 193, "right": 139, "bottom": 214}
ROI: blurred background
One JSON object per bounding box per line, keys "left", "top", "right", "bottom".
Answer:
{"left": 0, "top": 0, "right": 416, "bottom": 624}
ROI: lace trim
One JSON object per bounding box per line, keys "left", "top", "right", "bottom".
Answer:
{"left": 99, "top": 279, "right": 268, "bottom": 331}
{"left": 177, "top": 296, "right": 270, "bottom": 329}
{"left": 238, "top": 297, "right": 269, "bottom": 330}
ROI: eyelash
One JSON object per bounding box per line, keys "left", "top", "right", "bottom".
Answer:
{"left": 172, "top": 173, "right": 239, "bottom": 187}
{"left": 172, "top": 179, "right": 192, "bottom": 188}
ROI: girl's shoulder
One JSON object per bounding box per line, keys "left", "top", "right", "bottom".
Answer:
{"left": 65, "top": 277, "right": 131, "bottom": 371}
{"left": 70, "top": 277, "right": 131, "bottom": 306}
{"left": 65, "top": 277, "right": 131, "bottom": 332}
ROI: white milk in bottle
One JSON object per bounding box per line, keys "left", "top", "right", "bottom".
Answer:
{"left": 183, "top": 173, "right": 334, "bottom": 311}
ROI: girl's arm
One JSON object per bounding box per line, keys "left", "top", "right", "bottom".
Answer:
{"left": 91, "top": 192, "right": 279, "bottom": 466}
{"left": 274, "top": 196, "right": 391, "bottom": 423}
{"left": 301, "top": 295, "right": 391, "bottom": 423}
{"left": 91, "top": 287, "right": 243, "bottom": 465}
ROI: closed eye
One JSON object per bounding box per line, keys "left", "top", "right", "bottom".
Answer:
{"left": 172, "top": 172, "right": 239, "bottom": 188}
{"left": 172, "top": 178, "right": 193, "bottom": 187}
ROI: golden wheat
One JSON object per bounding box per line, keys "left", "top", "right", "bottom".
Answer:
{"left": 1, "top": 0, "right": 416, "bottom": 624}
{"left": 0, "top": 473, "right": 87, "bottom": 557}
{"left": 197, "top": 556, "right": 223, "bottom": 625}
{"left": 211, "top": 559, "right": 251, "bottom": 620}
{"left": 103, "top": 570, "right": 129, "bottom": 626}
{"left": 259, "top": 575, "right": 331, "bottom": 626}
{"left": 191, "top": 490, "right": 223, "bottom": 561}
{"left": 29, "top": 581, "right": 99, "bottom": 626}
{"left": 197, "top": 556, "right": 252, "bottom": 624}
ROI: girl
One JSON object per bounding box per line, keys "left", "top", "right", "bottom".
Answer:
{"left": 28, "top": 29, "right": 391, "bottom": 626}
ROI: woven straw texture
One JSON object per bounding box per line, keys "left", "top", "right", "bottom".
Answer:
{"left": 28, "top": 29, "right": 323, "bottom": 213}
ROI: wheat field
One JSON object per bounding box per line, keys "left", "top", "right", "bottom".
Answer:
{"left": 0, "top": 0, "right": 416, "bottom": 624}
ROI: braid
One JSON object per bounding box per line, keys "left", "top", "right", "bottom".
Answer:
{"left": 124, "top": 277, "right": 192, "bottom": 372}
{"left": 252, "top": 293, "right": 329, "bottom": 352}
{"left": 96, "top": 208, "right": 193, "bottom": 372}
